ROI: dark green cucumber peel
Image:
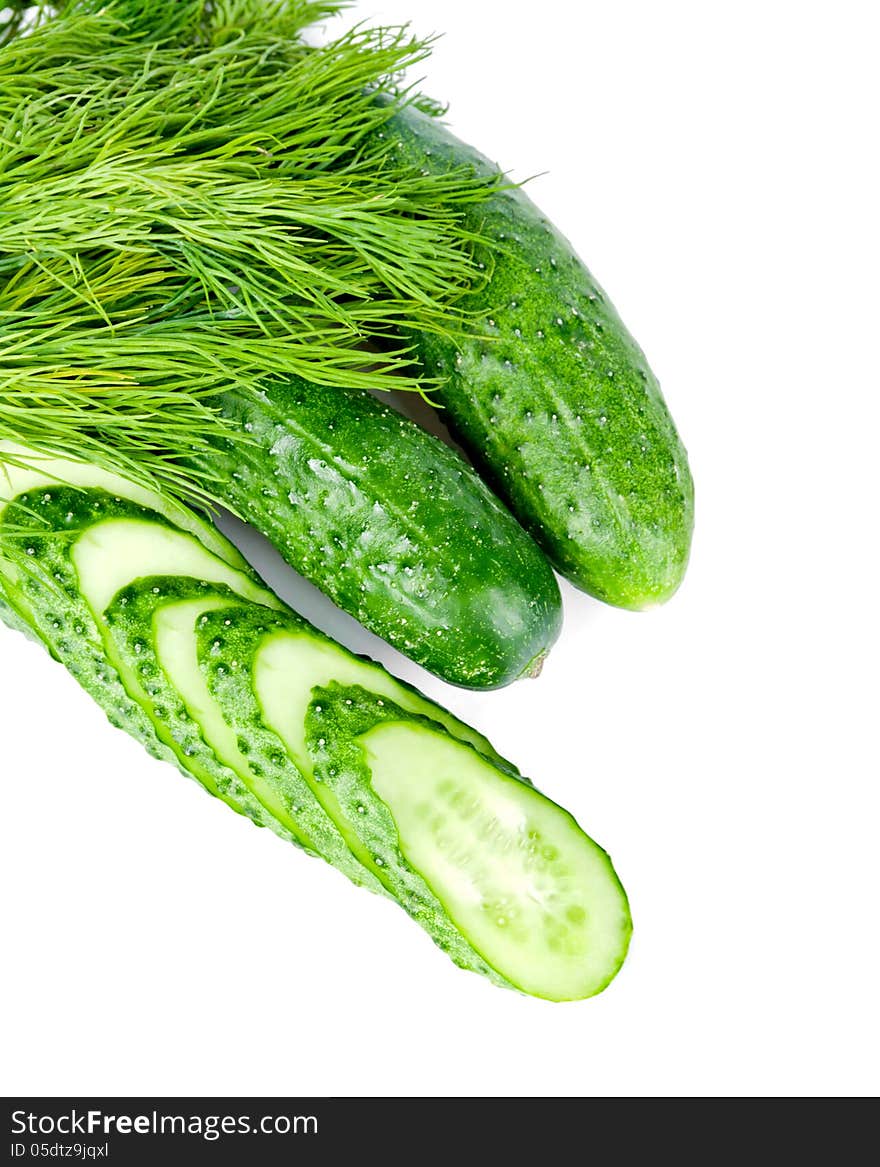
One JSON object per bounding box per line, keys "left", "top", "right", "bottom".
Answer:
{"left": 0, "top": 490, "right": 178, "bottom": 762}
{"left": 380, "top": 104, "right": 694, "bottom": 610}
{"left": 198, "top": 605, "right": 403, "bottom": 888}
{"left": 0, "top": 487, "right": 375, "bottom": 882}
{"left": 0, "top": 455, "right": 631, "bottom": 999}
{"left": 0, "top": 489, "right": 282, "bottom": 814}
{"left": 0, "top": 488, "right": 377, "bottom": 884}
{"left": 192, "top": 377, "right": 562, "bottom": 689}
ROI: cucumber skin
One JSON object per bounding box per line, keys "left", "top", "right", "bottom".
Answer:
{"left": 381, "top": 105, "right": 694, "bottom": 610}
{"left": 0, "top": 475, "right": 630, "bottom": 999}
{"left": 194, "top": 378, "right": 562, "bottom": 688}
{"left": 0, "top": 489, "right": 285, "bottom": 824}
{"left": 0, "top": 570, "right": 42, "bottom": 646}
{"left": 195, "top": 603, "right": 387, "bottom": 890}
{"left": 305, "top": 683, "right": 515, "bottom": 990}
{"left": 0, "top": 491, "right": 180, "bottom": 763}
{"left": 104, "top": 577, "right": 305, "bottom": 840}
{"left": 306, "top": 683, "right": 631, "bottom": 1000}
{"left": 197, "top": 601, "right": 518, "bottom": 776}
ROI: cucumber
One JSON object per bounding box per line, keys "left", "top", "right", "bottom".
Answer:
{"left": 379, "top": 103, "right": 694, "bottom": 610}
{"left": 0, "top": 446, "right": 630, "bottom": 999}
{"left": 304, "top": 685, "right": 631, "bottom": 1000}
{"left": 194, "top": 377, "right": 562, "bottom": 689}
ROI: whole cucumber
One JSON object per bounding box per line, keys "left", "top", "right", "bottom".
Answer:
{"left": 380, "top": 104, "right": 694, "bottom": 610}
{"left": 193, "top": 377, "right": 562, "bottom": 689}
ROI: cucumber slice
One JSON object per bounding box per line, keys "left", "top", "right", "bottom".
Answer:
{"left": 303, "top": 684, "right": 631, "bottom": 1000}
{"left": 154, "top": 596, "right": 375, "bottom": 884}
{"left": 2, "top": 487, "right": 278, "bottom": 814}
{"left": 195, "top": 604, "right": 509, "bottom": 888}
{"left": 72, "top": 518, "right": 277, "bottom": 615}
{"left": 0, "top": 491, "right": 187, "bottom": 763}
{"left": 0, "top": 440, "right": 244, "bottom": 568}
{"left": 152, "top": 597, "right": 257, "bottom": 801}
{"left": 254, "top": 629, "right": 511, "bottom": 770}
{"left": 362, "top": 721, "right": 631, "bottom": 1001}
{"left": 105, "top": 580, "right": 279, "bottom": 828}
{"left": 70, "top": 512, "right": 277, "bottom": 812}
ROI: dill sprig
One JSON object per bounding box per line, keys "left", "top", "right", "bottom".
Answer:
{"left": 0, "top": 1, "right": 495, "bottom": 506}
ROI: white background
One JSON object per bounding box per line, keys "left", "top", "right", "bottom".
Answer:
{"left": 2, "top": 0, "right": 878, "bottom": 1097}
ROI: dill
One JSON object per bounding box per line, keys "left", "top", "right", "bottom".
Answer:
{"left": 0, "top": 1, "right": 495, "bottom": 506}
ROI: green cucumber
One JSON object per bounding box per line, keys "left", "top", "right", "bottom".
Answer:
{"left": 379, "top": 103, "right": 694, "bottom": 610}
{"left": 194, "top": 377, "right": 562, "bottom": 689}
{"left": 0, "top": 447, "right": 630, "bottom": 999}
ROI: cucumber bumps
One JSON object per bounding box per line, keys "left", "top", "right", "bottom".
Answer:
{"left": 0, "top": 444, "right": 630, "bottom": 1000}
{"left": 382, "top": 104, "right": 694, "bottom": 610}
{"left": 196, "top": 378, "right": 562, "bottom": 689}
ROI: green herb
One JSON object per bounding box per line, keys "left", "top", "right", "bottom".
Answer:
{"left": 0, "top": 1, "right": 496, "bottom": 506}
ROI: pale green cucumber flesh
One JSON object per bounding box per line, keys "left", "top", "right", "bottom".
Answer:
{"left": 194, "top": 606, "right": 385, "bottom": 890}
{"left": 254, "top": 630, "right": 505, "bottom": 768}
{"left": 53, "top": 499, "right": 284, "bottom": 815}
{"left": 105, "top": 580, "right": 282, "bottom": 826}
{"left": 193, "top": 603, "right": 516, "bottom": 886}
{"left": 362, "top": 721, "right": 631, "bottom": 1001}
{"left": 0, "top": 486, "right": 276, "bottom": 810}
{"left": 303, "top": 683, "right": 630, "bottom": 999}
{"left": 71, "top": 518, "right": 277, "bottom": 615}
{"left": 153, "top": 599, "right": 250, "bottom": 781}
{"left": 0, "top": 493, "right": 190, "bottom": 764}
{"left": 70, "top": 517, "right": 278, "bottom": 812}
{"left": 154, "top": 597, "right": 316, "bottom": 850}
{"left": 0, "top": 441, "right": 246, "bottom": 569}
{"left": 252, "top": 633, "right": 396, "bottom": 875}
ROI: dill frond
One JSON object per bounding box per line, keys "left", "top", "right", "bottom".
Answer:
{"left": 0, "top": 0, "right": 495, "bottom": 507}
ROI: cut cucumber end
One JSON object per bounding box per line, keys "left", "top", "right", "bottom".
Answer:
{"left": 361, "top": 722, "right": 631, "bottom": 1001}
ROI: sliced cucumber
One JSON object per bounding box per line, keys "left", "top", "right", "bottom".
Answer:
{"left": 70, "top": 508, "right": 276, "bottom": 815}
{"left": 2, "top": 486, "right": 278, "bottom": 813}
{"left": 105, "top": 580, "right": 282, "bottom": 830}
{"left": 0, "top": 491, "right": 185, "bottom": 764}
{"left": 155, "top": 597, "right": 376, "bottom": 886}
{"left": 305, "top": 685, "right": 631, "bottom": 1001}
{"left": 253, "top": 629, "right": 506, "bottom": 768}
{"left": 0, "top": 448, "right": 631, "bottom": 999}
{"left": 362, "top": 721, "right": 630, "bottom": 1001}
{"left": 71, "top": 517, "right": 276, "bottom": 615}
{"left": 0, "top": 440, "right": 244, "bottom": 568}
